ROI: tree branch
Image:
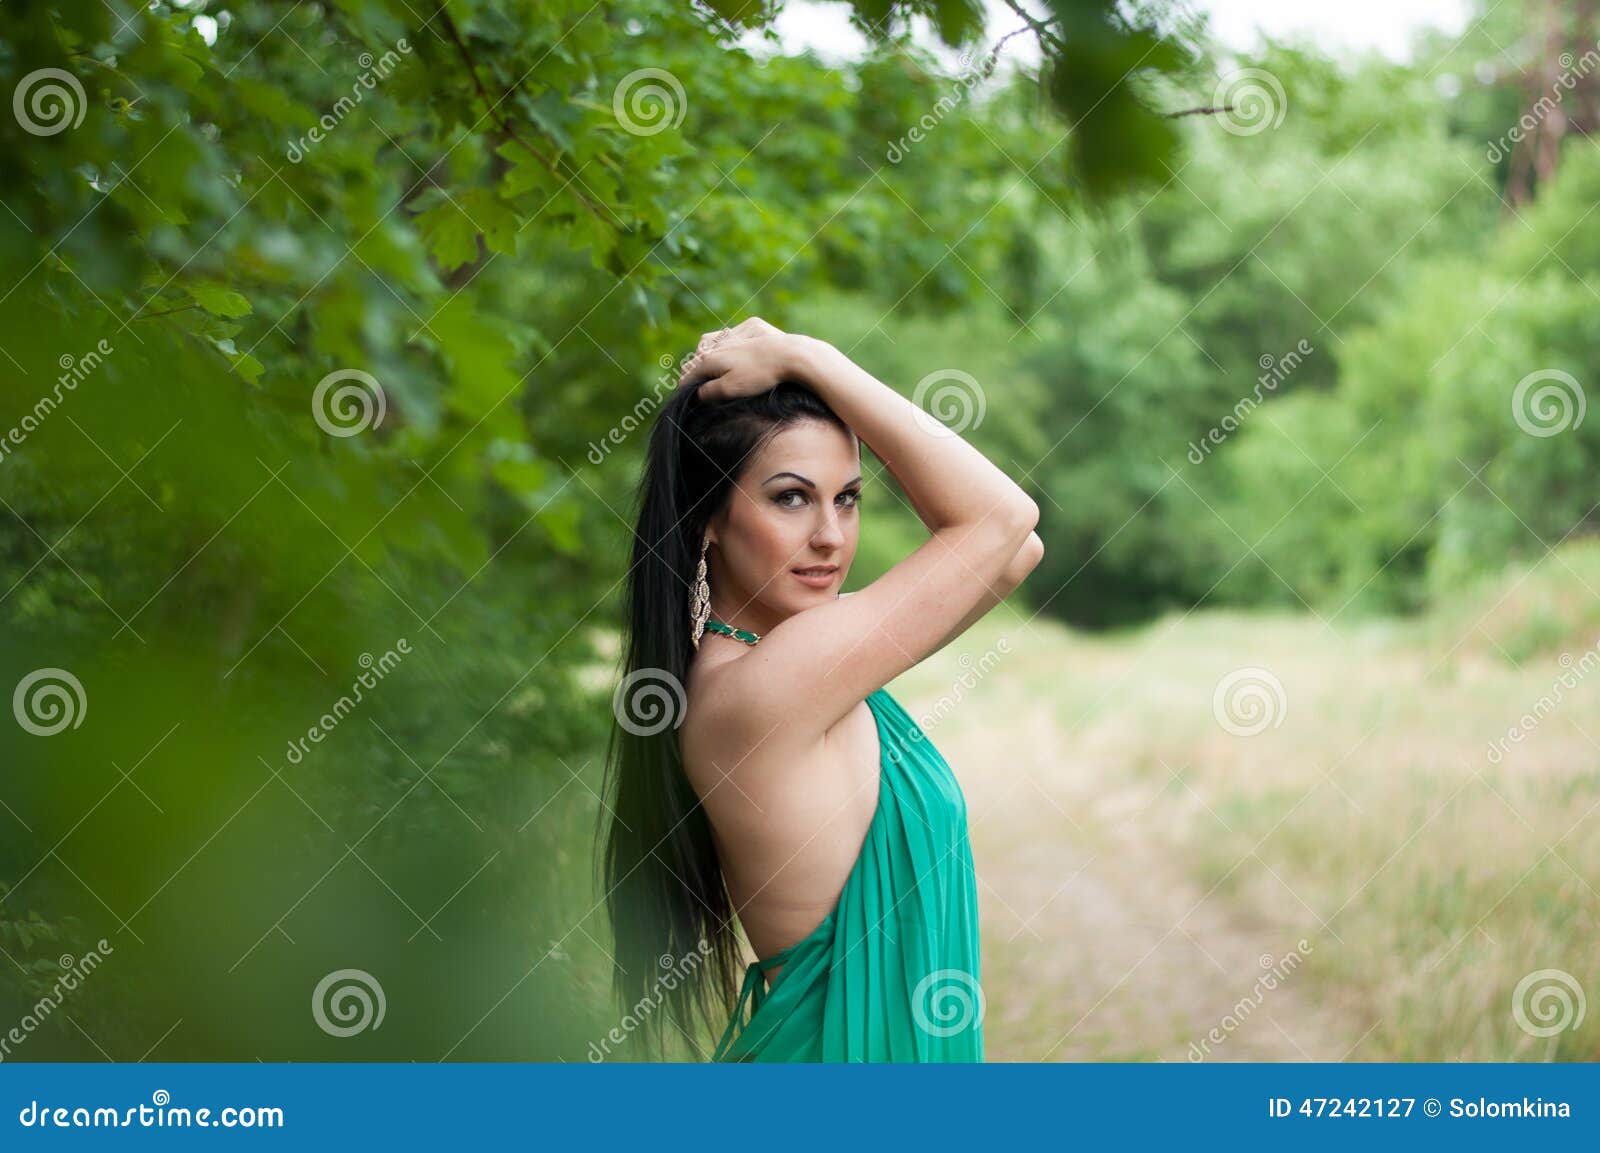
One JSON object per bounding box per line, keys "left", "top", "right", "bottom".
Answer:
{"left": 431, "top": 3, "right": 616, "bottom": 226}
{"left": 1165, "top": 104, "right": 1234, "bottom": 118}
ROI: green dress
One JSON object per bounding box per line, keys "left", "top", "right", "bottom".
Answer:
{"left": 712, "top": 686, "right": 984, "bottom": 1062}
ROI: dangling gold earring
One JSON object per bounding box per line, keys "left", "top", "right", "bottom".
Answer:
{"left": 689, "top": 535, "right": 711, "bottom": 649}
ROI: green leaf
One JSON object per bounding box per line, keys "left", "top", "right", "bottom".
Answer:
{"left": 431, "top": 296, "right": 523, "bottom": 438}
{"left": 187, "top": 281, "right": 253, "bottom": 318}
{"left": 496, "top": 138, "right": 553, "bottom": 198}
{"left": 539, "top": 498, "right": 582, "bottom": 553}
{"left": 456, "top": 189, "right": 521, "bottom": 257}
{"left": 416, "top": 200, "right": 482, "bottom": 272}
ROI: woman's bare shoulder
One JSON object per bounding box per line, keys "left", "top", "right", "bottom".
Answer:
{"left": 680, "top": 652, "right": 758, "bottom": 769}
{"left": 689, "top": 594, "right": 857, "bottom": 735}
{"left": 681, "top": 646, "right": 824, "bottom": 787}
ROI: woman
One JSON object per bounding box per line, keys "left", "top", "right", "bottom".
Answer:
{"left": 600, "top": 317, "right": 1042, "bottom": 1061}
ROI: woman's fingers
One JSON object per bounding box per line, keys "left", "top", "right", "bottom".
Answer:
{"left": 689, "top": 317, "right": 781, "bottom": 359}
{"left": 678, "top": 348, "right": 723, "bottom": 389}
{"left": 695, "top": 327, "right": 731, "bottom": 355}
{"left": 727, "top": 317, "right": 780, "bottom": 343}
{"left": 678, "top": 319, "right": 786, "bottom": 393}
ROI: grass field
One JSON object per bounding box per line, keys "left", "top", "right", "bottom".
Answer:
{"left": 890, "top": 540, "right": 1600, "bottom": 1061}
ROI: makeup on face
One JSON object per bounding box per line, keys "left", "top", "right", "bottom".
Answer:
{"left": 762, "top": 469, "right": 859, "bottom": 590}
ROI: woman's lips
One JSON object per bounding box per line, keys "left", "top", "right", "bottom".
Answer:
{"left": 791, "top": 566, "right": 837, "bottom": 588}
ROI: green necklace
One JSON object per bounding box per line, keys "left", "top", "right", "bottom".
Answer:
{"left": 704, "top": 617, "right": 761, "bottom": 645}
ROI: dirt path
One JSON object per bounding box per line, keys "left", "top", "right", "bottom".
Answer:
{"left": 907, "top": 657, "right": 1372, "bottom": 1062}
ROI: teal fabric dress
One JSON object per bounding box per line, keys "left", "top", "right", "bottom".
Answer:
{"left": 712, "top": 686, "right": 984, "bottom": 1062}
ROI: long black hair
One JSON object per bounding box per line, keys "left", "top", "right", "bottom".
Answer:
{"left": 598, "top": 374, "right": 851, "bottom": 1056}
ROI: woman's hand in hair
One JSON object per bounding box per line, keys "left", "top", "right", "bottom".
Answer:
{"left": 683, "top": 316, "right": 786, "bottom": 371}
{"left": 690, "top": 316, "right": 775, "bottom": 356}
{"left": 678, "top": 320, "right": 814, "bottom": 401}
{"left": 696, "top": 316, "right": 784, "bottom": 352}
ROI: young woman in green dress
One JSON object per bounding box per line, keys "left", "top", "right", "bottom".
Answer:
{"left": 600, "top": 317, "right": 1042, "bottom": 1061}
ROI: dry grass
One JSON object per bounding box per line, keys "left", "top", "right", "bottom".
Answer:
{"left": 893, "top": 540, "right": 1600, "bottom": 1061}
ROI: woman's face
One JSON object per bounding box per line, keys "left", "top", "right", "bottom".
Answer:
{"left": 708, "top": 419, "right": 862, "bottom": 624}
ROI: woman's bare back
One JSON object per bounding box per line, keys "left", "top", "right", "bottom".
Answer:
{"left": 680, "top": 652, "right": 882, "bottom": 983}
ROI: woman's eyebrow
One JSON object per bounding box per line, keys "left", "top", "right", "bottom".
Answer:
{"left": 763, "top": 471, "right": 864, "bottom": 488}
{"left": 764, "top": 470, "right": 812, "bottom": 487}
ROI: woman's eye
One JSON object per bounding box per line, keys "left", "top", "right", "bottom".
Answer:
{"left": 775, "top": 490, "right": 806, "bottom": 508}
{"left": 839, "top": 490, "right": 861, "bottom": 508}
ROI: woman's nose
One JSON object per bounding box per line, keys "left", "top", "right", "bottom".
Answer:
{"left": 813, "top": 508, "right": 846, "bottom": 546}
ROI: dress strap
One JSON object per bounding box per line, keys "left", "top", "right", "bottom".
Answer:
{"left": 712, "top": 961, "right": 763, "bottom": 1060}
{"left": 712, "top": 940, "right": 808, "bottom": 1060}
